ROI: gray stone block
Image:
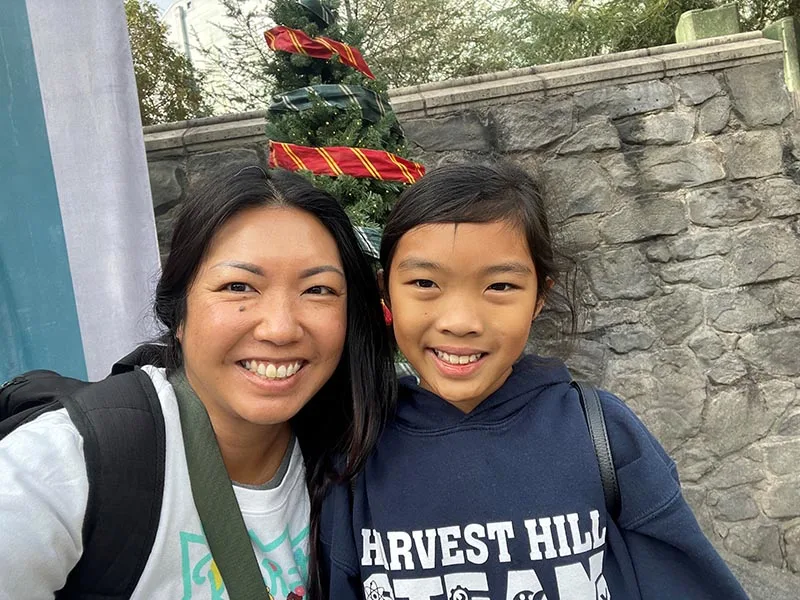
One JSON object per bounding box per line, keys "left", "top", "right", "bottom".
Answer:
{"left": 703, "top": 383, "right": 793, "bottom": 455}
{"left": 645, "top": 241, "right": 671, "bottom": 263}
{"left": 634, "top": 141, "right": 725, "bottom": 191}
{"left": 759, "top": 177, "right": 800, "bottom": 217}
{"left": 728, "top": 225, "right": 800, "bottom": 286}
{"left": 775, "top": 280, "right": 800, "bottom": 318}
{"left": 764, "top": 439, "right": 800, "bottom": 477}
{"left": 706, "top": 290, "right": 777, "bottom": 333}
{"left": 724, "top": 522, "right": 784, "bottom": 567}
{"left": 724, "top": 60, "right": 792, "bottom": 127}
{"left": 666, "top": 230, "right": 733, "bottom": 261}
{"left": 599, "top": 193, "right": 687, "bottom": 244}
{"left": 687, "top": 183, "right": 760, "bottom": 227}
{"left": 673, "top": 73, "right": 722, "bottom": 105}
{"left": 698, "top": 95, "right": 731, "bottom": 134}
{"left": 707, "top": 353, "right": 748, "bottom": 385}
{"left": 659, "top": 256, "right": 731, "bottom": 289}
{"left": 599, "top": 152, "right": 639, "bottom": 192}
{"left": 403, "top": 113, "right": 491, "bottom": 152}
{"left": 777, "top": 410, "right": 800, "bottom": 436}
{"left": 605, "top": 323, "right": 657, "bottom": 353}
{"left": 646, "top": 288, "right": 703, "bottom": 345}
{"left": 582, "top": 302, "right": 642, "bottom": 332}
{"left": 491, "top": 98, "right": 574, "bottom": 151}
{"left": 148, "top": 160, "right": 184, "bottom": 213}
{"left": 575, "top": 80, "right": 674, "bottom": 120}
{"left": 761, "top": 479, "right": 800, "bottom": 518}
{"left": 554, "top": 215, "right": 602, "bottom": 252}
{"left": 719, "top": 130, "right": 784, "bottom": 180}
{"left": 617, "top": 112, "right": 695, "bottom": 145}
{"left": 785, "top": 523, "right": 800, "bottom": 573}
{"left": 738, "top": 325, "right": 800, "bottom": 376}
{"left": 556, "top": 117, "right": 620, "bottom": 155}
{"left": 541, "top": 157, "right": 615, "bottom": 220}
{"left": 605, "top": 348, "right": 705, "bottom": 451}
{"left": 187, "top": 148, "right": 260, "bottom": 183}
{"left": 688, "top": 327, "right": 727, "bottom": 360}
{"left": 725, "top": 549, "right": 800, "bottom": 599}
{"left": 708, "top": 488, "right": 760, "bottom": 522}
{"left": 703, "top": 453, "right": 766, "bottom": 489}
{"left": 584, "top": 246, "right": 658, "bottom": 300}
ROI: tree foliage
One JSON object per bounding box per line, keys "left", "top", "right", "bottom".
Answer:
{"left": 125, "top": 0, "right": 209, "bottom": 125}
{"left": 265, "top": 0, "right": 413, "bottom": 226}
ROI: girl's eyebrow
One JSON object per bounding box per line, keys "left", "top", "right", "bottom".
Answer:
{"left": 395, "top": 258, "right": 442, "bottom": 271}
{"left": 481, "top": 262, "right": 533, "bottom": 276}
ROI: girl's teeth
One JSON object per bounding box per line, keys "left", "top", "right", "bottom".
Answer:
{"left": 435, "top": 350, "right": 482, "bottom": 365}
{"left": 244, "top": 361, "right": 302, "bottom": 380}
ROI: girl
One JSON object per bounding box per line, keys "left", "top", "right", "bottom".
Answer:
{"left": 0, "top": 166, "right": 395, "bottom": 599}
{"left": 320, "top": 162, "right": 747, "bottom": 599}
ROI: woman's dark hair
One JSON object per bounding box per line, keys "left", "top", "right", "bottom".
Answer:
{"left": 380, "top": 161, "right": 576, "bottom": 336}
{"left": 154, "top": 165, "right": 396, "bottom": 597}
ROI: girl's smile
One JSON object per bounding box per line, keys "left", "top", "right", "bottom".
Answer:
{"left": 388, "top": 220, "right": 544, "bottom": 413}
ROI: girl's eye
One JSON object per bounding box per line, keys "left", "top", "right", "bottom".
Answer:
{"left": 305, "top": 285, "right": 337, "bottom": 295}
{"left": 225, "top": 282, "right": 253, "bottom": 293}
{"left": 412, "top": 279, "right": 437, "bottom": 289}
{"left": 487, "top": 282, "right": 518, "bottom": 292}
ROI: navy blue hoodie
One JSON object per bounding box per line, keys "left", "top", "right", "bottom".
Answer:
{"left": 321, "top": 355, "right": 748, "bottom": 600}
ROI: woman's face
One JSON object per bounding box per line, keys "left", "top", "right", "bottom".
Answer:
{"left": 178, "top": 205, "right": 347, "bottom": 432}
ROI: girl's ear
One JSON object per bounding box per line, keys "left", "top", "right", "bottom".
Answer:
{"left": 532, "top": 277, "right": 555, "bottom": 321}
{"left": 176, "top": 322, "right": 184, "bottom": 344}
{"left": 377, "top": 269, "right": 389, "bottom": 305}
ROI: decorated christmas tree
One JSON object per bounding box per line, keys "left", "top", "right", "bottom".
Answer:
{"left": 264, "top": 0, "right": 423, "bottom": 226}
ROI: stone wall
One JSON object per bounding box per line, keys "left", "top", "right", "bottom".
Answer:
{"left": 145, "top": 32, "right": 800, "bottom": 591}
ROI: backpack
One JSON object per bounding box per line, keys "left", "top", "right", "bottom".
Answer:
{"left": 0, "top": 345, "right": 168, "bottom": 599}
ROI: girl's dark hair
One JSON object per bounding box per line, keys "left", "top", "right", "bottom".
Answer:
{"left": 154, "top": 165, "right": 396, "bottom": 598}
{"left": 380, "top": 161, "right": 576, "bottom": 336}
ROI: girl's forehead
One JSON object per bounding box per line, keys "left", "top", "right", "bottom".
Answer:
{"left": 392, "top": 221, "right": 534, "bottom": 268}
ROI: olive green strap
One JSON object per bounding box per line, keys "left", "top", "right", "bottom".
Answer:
{"left": 169, "top": 370, "right": 268, "bottom": 600}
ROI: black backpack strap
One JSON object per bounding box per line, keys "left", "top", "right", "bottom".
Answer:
{"left": 571, "top": 380, "right": 621, "bottom": 521}
{"left": 56, "top": 368, "right": 166, "bottom": 600}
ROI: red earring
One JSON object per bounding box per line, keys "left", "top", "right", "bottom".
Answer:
{"left": 381, "top": 300, "right": 393, "bottom": 326}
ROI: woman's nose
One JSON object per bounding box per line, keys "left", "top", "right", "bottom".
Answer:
{"left": 251, "top": 294, "right": 304, "bottom": 345}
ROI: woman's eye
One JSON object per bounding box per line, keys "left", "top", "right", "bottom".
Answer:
{"left": 488, "top": 282, "right": 518, "bottom": 292}
{"left": 305, "top": 285, "right": 336, "bottom": 295}
{"left": 412, "top": 279, "right": 437, "bottom": 289}
{"left": 225, "top": 282, "right": 253, "bottom": 293}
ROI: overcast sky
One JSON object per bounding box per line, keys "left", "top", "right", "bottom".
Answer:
{"left": 155, "top": 0, "right": 172, "bottom": 14}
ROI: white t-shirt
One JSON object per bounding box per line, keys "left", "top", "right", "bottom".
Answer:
{"left": 0, "top": 366, "right": 310, "bottom": 600}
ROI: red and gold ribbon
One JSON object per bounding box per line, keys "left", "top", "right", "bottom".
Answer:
{"left": 269, "top": 141, "right": 425, "bottom": 184}
{"left": 265, "top": 26, "right": 375, "bottom": 80}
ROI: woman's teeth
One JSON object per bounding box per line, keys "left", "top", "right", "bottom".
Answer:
{"left": 434, "top": 350, "right": 482, "bottom": 365}
{"left": 242, "top": 360, "right": 302, "bottom": 379}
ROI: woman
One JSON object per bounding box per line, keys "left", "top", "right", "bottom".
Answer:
{"left": 0, "top": 166, "right": 395, "bottom": 599}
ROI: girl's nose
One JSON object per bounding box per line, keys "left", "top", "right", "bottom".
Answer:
{"left": 435, "top": 295, "right": 483, "bottom": 337}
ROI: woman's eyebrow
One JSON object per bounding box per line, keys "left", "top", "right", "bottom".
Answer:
{"left": 211, "top": 261, "right": 263, "bottom": 275}
{"left": 299, "top": 265, "right": 345, "bottom": 279}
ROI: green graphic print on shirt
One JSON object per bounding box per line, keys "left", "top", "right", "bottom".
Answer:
{"left": 180, "top": 525, "right": 309, "bottom": 599}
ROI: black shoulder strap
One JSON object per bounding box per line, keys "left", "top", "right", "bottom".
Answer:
{"left": 56, "top": 368, "right": 166, "bottom": 600}
{"left": 571, "top": 380, "right": 621, "bottom": 521}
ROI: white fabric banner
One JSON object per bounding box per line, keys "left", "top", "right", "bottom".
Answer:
{"left": 26, "top": 0, "right": 161, "bottom": 379}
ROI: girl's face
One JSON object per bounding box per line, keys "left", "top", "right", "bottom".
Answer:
{"left": 178, "top": 205, "right": 347, "bottom": 434}
{"left": 388, "top": 220, "right": 543, "bottom": 413}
